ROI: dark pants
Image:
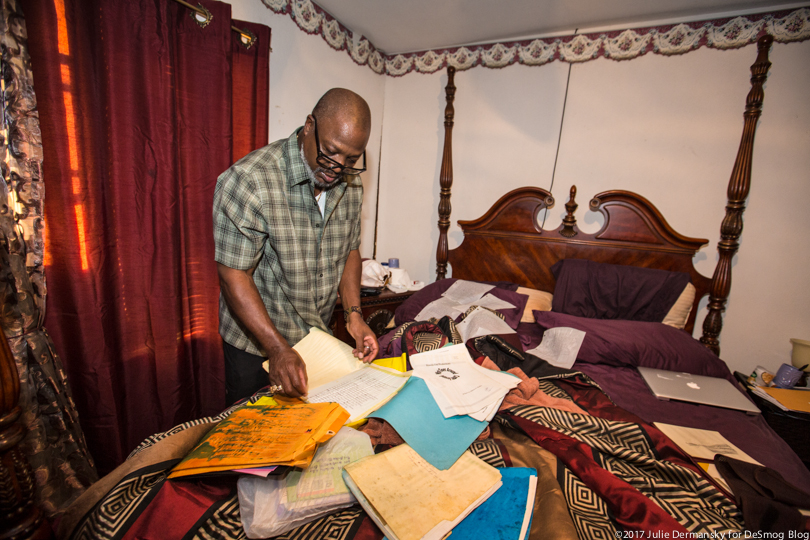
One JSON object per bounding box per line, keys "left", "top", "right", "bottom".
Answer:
{"left": 223, "top": 341, "right": 269, "bottom": 406}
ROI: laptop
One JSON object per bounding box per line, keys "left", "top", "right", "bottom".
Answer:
{"left": 637, "top": 367, "right": 761, "bottom": 415}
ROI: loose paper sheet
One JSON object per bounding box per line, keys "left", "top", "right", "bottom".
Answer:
{"left": 411, "top": 344, "right": 518, "bottom": 418}
{"left": 441, "top": 280, "right": 496, "bottom": 304}
{"left": 415, "top": 296, "right": 464, "bottom": 321}
{"left": 454, "top": 293, "right": 516, "bottom": 313}
{"left": 284, "top": 427, "right": 373, "bottom": 502}
{"left": 291, "top": 327, "right": 365, "bottom": 391}
{"left": 369, "top": 377, "right": 489, "bottom": 470}
{"left": 306, "top": 365, "right": 410, "bottom": 423}
{"left": 654, "top": 423, "right": 761, "bottom": 464}
{"left": 454, "top": 306, "right": 516, "bottom": 343}
{"left": 525, "top": 327, "right": 586, "bottom": 368}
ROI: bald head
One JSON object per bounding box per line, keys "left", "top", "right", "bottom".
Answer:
{"left": 300, "top": 89, "right": 371, "bottom": 191}
{"left": 312, "top": 88, "right": 371, "bottom": 134}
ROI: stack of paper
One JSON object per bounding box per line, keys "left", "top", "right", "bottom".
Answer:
{"left": 342, "top": 444, "right": 502, "bottom": 540}
{"left": 752, "top": 386, "right": 810, "bottom": 413}
{"left": 410, "top": 344, "right": 520, "bottom": 421}
{"left": 167, "top": 399, "right": 348, "bottom": 479}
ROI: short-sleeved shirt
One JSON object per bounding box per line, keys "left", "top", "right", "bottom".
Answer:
{"left": 213, "top": 129, "right": 363, "bottom": 356}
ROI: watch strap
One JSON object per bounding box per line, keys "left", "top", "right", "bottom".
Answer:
{"left": 344, "top": 305, "right": 362, "bottom": 322}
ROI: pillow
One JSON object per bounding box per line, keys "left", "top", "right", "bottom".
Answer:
{"left": 550, "top": 259, "right": 691, "bottom": 323}
{"left": 661, "top": 282, "right": 696, "bottom": 330}
{"left": 516, "top": 287, "right": 553, "bottom": 324}
{"left": 395, "top": 278, "right": 526, "bottom": 329}
{"left": 533, "top": 311, "right": 731, "bottom": 379}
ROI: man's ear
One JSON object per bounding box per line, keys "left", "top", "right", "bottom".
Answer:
{"left": 303, "top": 114, "right": 314, "bottom": 136}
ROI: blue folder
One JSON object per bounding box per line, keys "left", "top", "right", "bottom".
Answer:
{"left": 368, "top": 376, "right": 489, "bottom": 470}
{"left": 450, "top": 467, "right": 537, "bottom": 540}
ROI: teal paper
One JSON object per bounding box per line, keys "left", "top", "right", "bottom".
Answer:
{"left": 450, "top": 467, "right": 537, "bottom": 540}
{"left": 368, "top": 377, "right": 488, "bottom": 470}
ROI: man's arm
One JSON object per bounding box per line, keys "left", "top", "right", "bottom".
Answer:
{"left": 217, "top": 263, "right": 308, "bottom": 396}
{"left": 338, "top": 249, "right": 380, "bottom": 362}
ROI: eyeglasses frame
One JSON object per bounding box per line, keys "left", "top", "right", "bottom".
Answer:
{"left": 310, "top": 115, "right": 367, "bottom": 176}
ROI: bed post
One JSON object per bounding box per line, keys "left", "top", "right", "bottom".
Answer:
{"left": 700, "top": 35, "right": 773, "bottom": 356}
{"left": 436, "top": 66, "right": 456, "bottom": 281}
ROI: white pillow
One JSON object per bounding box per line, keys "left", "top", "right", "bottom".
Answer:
{"left": 516, "top": 286, "right": 553, "bottom": 323}
{"left": 661, "top": 282, "right": 695, "bottom": 330}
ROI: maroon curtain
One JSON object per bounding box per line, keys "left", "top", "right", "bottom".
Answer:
{"left": 26, "top": 0, "right": 270, "bottom": 475}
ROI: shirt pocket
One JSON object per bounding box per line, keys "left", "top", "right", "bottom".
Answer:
{"left": 321, "top": 217, "right": 355, "bottom": 263}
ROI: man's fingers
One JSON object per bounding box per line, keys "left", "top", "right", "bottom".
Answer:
{"left": 290, "top": 366, "right": 308, "bottom": 396}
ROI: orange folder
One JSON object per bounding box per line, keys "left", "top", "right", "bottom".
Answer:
{"left": 168, "top": 399, "right": 348, "bottom": 479}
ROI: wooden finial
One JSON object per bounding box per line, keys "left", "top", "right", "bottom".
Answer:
{"left": 559, "top": 185, "right": 578, "bottom": 238}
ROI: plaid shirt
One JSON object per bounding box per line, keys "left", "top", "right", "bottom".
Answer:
{"left": 213, "top": 129, "right": 362, "bottom": 355}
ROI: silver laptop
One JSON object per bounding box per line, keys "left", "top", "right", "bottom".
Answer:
{"left": 637, "top": 367, "right": 761, "bottom": 415}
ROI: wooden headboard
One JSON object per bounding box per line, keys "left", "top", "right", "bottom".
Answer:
{"left": 435, "top": 35, "right": 774, "bottom": 355}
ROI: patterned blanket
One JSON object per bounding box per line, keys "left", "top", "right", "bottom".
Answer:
{"left": 61, "top": 331, "right": 743, "bottom": 539}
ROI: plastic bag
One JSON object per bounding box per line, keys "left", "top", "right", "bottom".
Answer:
{"left": 238, "top": 427, "right": 374, "bottom": 538}
{"left": 361, "top": 259, "right": 390, "bottom": 288}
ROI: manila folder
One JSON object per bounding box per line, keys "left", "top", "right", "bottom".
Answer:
{"left": 343, "top": 444, "right": 502, "bottom": 540}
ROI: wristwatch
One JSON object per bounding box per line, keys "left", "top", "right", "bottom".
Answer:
{"left": 344, "top": 305, "right": 362, "bottom": 322}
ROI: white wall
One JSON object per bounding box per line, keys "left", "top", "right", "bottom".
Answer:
{"left": 376, "top": 40, "right": 810, "bottom": 376}
{"left": 228, "top": 0, "right": 810, "bottom": 376}
{"left": 228, "top": 0, "right": 386, "bottom": 258}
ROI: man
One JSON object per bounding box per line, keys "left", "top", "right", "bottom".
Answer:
{"left": 213, "top": 88, "right": 379, "bottom": 405}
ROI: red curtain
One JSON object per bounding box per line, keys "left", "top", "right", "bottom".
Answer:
{"left": 26, "top": 0, "right": 269, "bottom": 475}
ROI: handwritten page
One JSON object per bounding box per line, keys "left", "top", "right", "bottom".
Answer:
{"left": 441, "top": 280, "right": 495, "bottom": 304}
{"left": 653, "top": 423, "right": 761, "bottom": 464}
{"left": 292, "top": 327, "right": 365, "bottom": 391}
{"left": 455, "top": 306, "right": 516, "bottom": 343}
{"left": 343, "top": 444, "right": 502, "bottom": 540}
{"left": 525, "top": 327, "right": 586, "bottom": 368}
{"left": 306, "top": 365, "right": 410, "bottom": 423}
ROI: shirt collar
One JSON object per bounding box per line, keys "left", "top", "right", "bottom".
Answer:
{"left": 285, "top": 128, "right": 310, "bottom": 189}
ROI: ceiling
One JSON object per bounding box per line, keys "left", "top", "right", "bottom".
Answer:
{"left": 313, "top": 0, "right": 798, "bottom": 55}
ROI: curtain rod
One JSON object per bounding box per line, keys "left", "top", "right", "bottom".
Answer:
{"left": 171, "top": 0, "right": 266, "bottom": 50}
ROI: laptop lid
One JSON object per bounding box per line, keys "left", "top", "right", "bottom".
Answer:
{"left": 637, "top": 367, "right": 761, "bottom": 415}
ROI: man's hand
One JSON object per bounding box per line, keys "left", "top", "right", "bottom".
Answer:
{"left": 346, "top": 313, "right": 380, "bottom": 363}
{"left": 266, "top": 346, "right": 308, "bottom": 397}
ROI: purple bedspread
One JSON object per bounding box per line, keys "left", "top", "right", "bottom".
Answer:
{"left": 518, "top": 322, "right": 810, "bottom": 487}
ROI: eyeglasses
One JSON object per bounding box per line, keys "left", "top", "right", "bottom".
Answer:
{"left": 311, "top": 116, "right": 367, "bottom": 176}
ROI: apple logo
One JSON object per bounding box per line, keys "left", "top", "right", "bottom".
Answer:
{"left": 687, "top": 382, "right": 700, "bottom": 390}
